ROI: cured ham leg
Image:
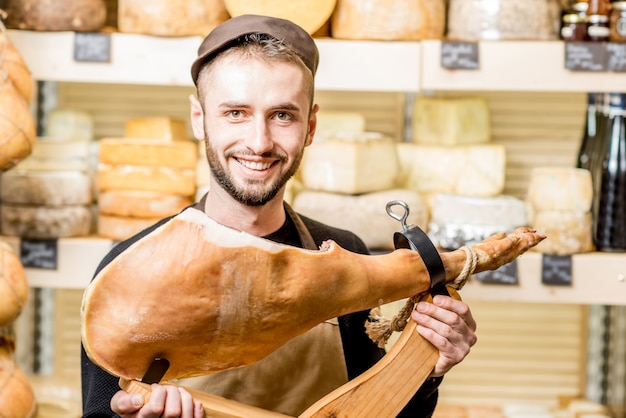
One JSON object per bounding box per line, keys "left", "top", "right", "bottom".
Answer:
{"left": 81, "top": 207, "right": 544, "bottom": 382}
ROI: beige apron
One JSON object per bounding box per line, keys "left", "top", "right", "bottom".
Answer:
{"left": 175, "top": 202, "right": 349, "bottom": 416}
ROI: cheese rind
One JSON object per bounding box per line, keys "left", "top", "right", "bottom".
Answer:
{"left": 300, "top": 133, "right": 399, "bottom": 194}
{"left": 527, "top": 167, "right": 593, "bottom": 212}
{"left": 530, "top": 211, "right": 594, "bottom": 255}
{"left": 293, "top": 188, "right": 427, "bottom": 250}
{"left": 98, "top": 139, "right": 198, "bottom": 169}
{"left": 97, "top": 214, "right": 163, "bottom": 241}
{"left": 1, "top": 204, "right": 92, "bottom": 239}
{"left": 97, "top": 164, "right": 196, "bottom": 196}
{"left": 124, "top": 117, "right": 188, "bottom": 141}
{"left": 412, "top": 96, "right": 491, "bottom": 145}
{"left": 98, "top": 190, "right": 192, "bottom": 218}
{"left": 397, "top": 143, "right": 505, "bottom": 196}
{"left": 0, "top": 170, "right": 93, "bottom": 206}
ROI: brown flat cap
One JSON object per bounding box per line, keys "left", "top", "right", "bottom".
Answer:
{"left": 191, "top": 14, "right": 319, "bottom": 85}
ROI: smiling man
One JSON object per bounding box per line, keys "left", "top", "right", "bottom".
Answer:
{"left": 81, "top": 14, "right": 477, "bottom": 418}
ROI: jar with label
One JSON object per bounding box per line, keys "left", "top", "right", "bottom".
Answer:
{"left": 587, "top": 13, "right": 611, "bottom": 40}
{"left": 562, "top": 13, "right": 588, "bottom": 40}
{"left": 610, "top": 1, "right": 626, "bottom": 42}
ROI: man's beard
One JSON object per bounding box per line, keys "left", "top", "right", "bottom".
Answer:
{"left": 204, "top": 142, "right": 303, "bottom": 207}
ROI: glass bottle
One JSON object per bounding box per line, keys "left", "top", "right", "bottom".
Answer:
{"left": 578, "top": 93, "right": 601, "bottom": 169}
{"left": 593, "top": 93, "right": 626, "bottom": 252}
{"left": 587, "top": 0, "right": 611, "bottom": 40}
{"left": 609, "top": 1, "right": 626, "bottom": 42}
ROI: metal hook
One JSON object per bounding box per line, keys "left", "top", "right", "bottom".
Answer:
{"left": 386, "top": 200, "right": 410, "bottom": 232}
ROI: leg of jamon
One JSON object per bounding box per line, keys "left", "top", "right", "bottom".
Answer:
{"left": 81, "top": 207, "right": 544, "bottom": 381}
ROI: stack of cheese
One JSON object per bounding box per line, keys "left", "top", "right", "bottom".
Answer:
{"left": 397, "top": 96, "right": 527, "bottom": 250}
{"left": 0, "top": 109, "right": 96, "bottom": 239}
{"left": 293, "top": 111, "right": 428, "bottom": 251}
{"left": 526, "top": 167, "right": 594, "bottom": 255}
{"left": 96, "top": 117, "right": 196, "bottom": 241}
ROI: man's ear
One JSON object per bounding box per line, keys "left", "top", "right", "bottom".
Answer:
{"left": 305, "top": 104, "right": 319, "bottom": 147}
{"left": 189, "top": 94, "right": 206, "bottom": 141}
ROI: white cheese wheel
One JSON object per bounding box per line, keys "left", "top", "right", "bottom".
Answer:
{"left": 0, "top": 170, "right": 93, "bottom": 206}
{"left": 118, "top": 0, "right": 229, "bottom": 37}
{"left": 45, "top": 109, "right": 94, "bottom": 141}
{"left": 300, "top": 132, "right": 399, "bottom": 194}
{"left": 396, "top": 143, "right": 506, "bottom": 197}
{"left": 527, "top": 167, "right": 593, "bottom": 212}
{"left": 331, "top": 0, "right": 446, "bottom": 40}
{"left": 124, "top": 117, "right": 189, "bottom": 141}
{"left": 14, "top": 138, "right": 91, "bottom": 171}
{"left": 97, "top": 164, "right": 196, "bottom": 197}
{"left": 530, "top": 210, "right": 594, "bottom": 255}
{"left": 1, "top": 204, "right": 92, "bottom": 239}
{"left": 98, "top": 138, "right": 198, "bottom": 169}
{"left": 428, "top": 194, "right": 527, "bottom": 250}
{"left": 412, "top": 96, "right": 491, "bottom": 145}
{"left": 98, "top": 190, "right": 192, "bottom": 218}
{"left": 97, "top": 214, "right": 163, "bottom": 242}
{"left": 293, "top": 188, "right": 427, "bottom": 250}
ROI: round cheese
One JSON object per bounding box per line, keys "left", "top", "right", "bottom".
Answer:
{"left": 124, "top": 117, "right": 188, "bottom": 141}
{"left": 3, "top": 0, "right": 106, "bottom": 31}
{"left": 98, "top": 190, "right": 192, "bottom": 218}
{"left": 45, "top": 109, "right": 94, "bottom": 142}
{"left": 0, "top": 32, "right": 34, "bottom": 103}
{"left": 0, "top": 80, "right": 36, "bottom": 171}
{"left": 97, "top": 164, "right": 196, "bottom": 197}
{"left": 331, "top": 0, "right": 446, "bottom": 40}
{"left": 15, "top": 138, "right": 92, "bottom": 172}
{"left": 98, "top": 138, "right": 198, "bottom": 169}
{"left": 97, "top": 214, "right": 163, "bottom": 242}
{"left": 1, "top": 204, "right": 92, "bottom": 239}
{"left": 0, "top": 170, "right": 93, "bottom": 206}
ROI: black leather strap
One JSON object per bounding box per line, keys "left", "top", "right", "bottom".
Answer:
{"left": 393, "top": 226, "right": 446, "bottom": 290}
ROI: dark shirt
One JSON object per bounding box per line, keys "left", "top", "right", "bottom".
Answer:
{"left": 81, "top": 206, "right": 441, "bottom": 417}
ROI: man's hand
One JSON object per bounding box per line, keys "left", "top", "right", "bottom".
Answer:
{"left": 410, "top": 295, "right": 477, "bottom": 377}
{"left": 110, "top": 384, "right": 204, "bottom": 418}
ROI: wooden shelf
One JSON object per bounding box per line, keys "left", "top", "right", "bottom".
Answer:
{"left": 8, "top": 30, "right": 625, "bottom": 93}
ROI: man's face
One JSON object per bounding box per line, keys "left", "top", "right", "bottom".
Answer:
{"left": 194, "top": 55, "right": 316, "bottom": 206}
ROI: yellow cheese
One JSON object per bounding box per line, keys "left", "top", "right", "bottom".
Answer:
{"left": 396, "top": 143, "right": 505, "bottom": 197}
{"left": 527, "top": 167, "right": 593, "bottom": 212}
{"left": 98, "top": 138, "right": 198, "bottom": 169}
{"left": 97, "top": 164, "right": 196, "bottom": 197}
{"left": 0, "top": 170, "right": 93, "bottom": 206}
{"left": 45, "top": 109, "right": 94, "bottom": 141}
{"left": 300, "top": 132, "right": 399, "bottom": 194}
{"left": 98, "top": 190, "right": 192, "bottom": 218}
{"left": 1, "top": 204, "right": 92, "bottom": 239}
{"left": 530, "top": 210, "right": 594, "bottom": 255}
{"left": 124, "top": 117, "right": 189, "bottom": 141}
{"left": 97, "top": 214, "right": 163, "bottom": 241}
{"left": 412, "top": 96, "right": 491, "bottom": 145}
{"left": 293, "top": 188, "right": 427, "bottom": 250}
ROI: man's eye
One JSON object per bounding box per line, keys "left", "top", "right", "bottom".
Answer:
{"left": 276, "top": 112, "right": 292, "bottom": 121}
{"left": 230, "top": 110, "right": 242, "bottom": 118}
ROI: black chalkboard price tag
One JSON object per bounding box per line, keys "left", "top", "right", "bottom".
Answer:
{"left": 441, "top": 41, "right": 480, "bottom": 70}
{"left": 474, "top": 259, "right": 518, "bottom": 285}
{"left": 20, "top": 239, "right": 58, "bottom": 270}
{"left": 564, "top": 42, "right": 607, "bottom": 71}
{"left": 74, "top": 32, "right": 111, "bottom": 63}
{"left": 541, "top": 254, "right": 572, "bottom": 286}
{"left": 607, "top": 43, "right": 626, "bottom": 72}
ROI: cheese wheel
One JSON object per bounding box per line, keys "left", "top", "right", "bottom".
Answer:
{"left": 97, "top": 214, "right": 163, "bottom": 241}
{"left": 396, "top": 143, "right": 506, "bottom": 197}
{"left": 1, "top": 204, "right": 92, "bottom": 239}
{"left": 14, "top": 138, "right": 92, "bottom": 172}
{"left": 0, "top": 241, "right": 29, "bottom": 325}
{"left": 300, "top": 132, "right": 400, "bottom": 194}
{"left": 527, "top": 167, "right": 593, "bottom": 212}
{"left": 3, "top": 0, "right": 106, "bottom": 31}
{"left": 118, "top": 0, "right": 229, "bottom": 36}
{"left": 0, "top": 32, "right": 34, "bottom": 103}
{"left": 530, "top": 210, "right": 594, "bottom": 255}
{"left": 124, "top": 117, "right": 189, "bottom": 141}
{"left": 98, "top": 190, "right": 192, "bottom": 218}
{"left": 224, "top": 0, "right": 336, "bottom": 35}
{"left": 0, "top": 329, "right": 36, "bottom": 418}
{"left": 97, "top": 164, "right": 196, "bottom": 196}
{"left": 412, "top": 96, "right": 491, "bottom": 145}
{"left": 331, "top": 0, "right": 446, "bottom": 40}
{"left": 0, "top": 80, "right": 36, "bottom": 171}
{"left": 0, "top": 170, "right": 93, "bottom": 206}
{"left": 293, "top": 188, "right": 428, "bottom": 250}
{"left": 99, "top": 138, "right": 198, "bottom": 169}
{"left": 45, "top": 109, "right": 94, "bottom": 141}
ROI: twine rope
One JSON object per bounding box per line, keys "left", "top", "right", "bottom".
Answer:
{"left": 365, "top": 245, "right": 477, "bottom": 348}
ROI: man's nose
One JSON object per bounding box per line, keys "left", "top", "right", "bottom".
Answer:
{"left": 246, "top": 118, "right": 273, "bottom": 155}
